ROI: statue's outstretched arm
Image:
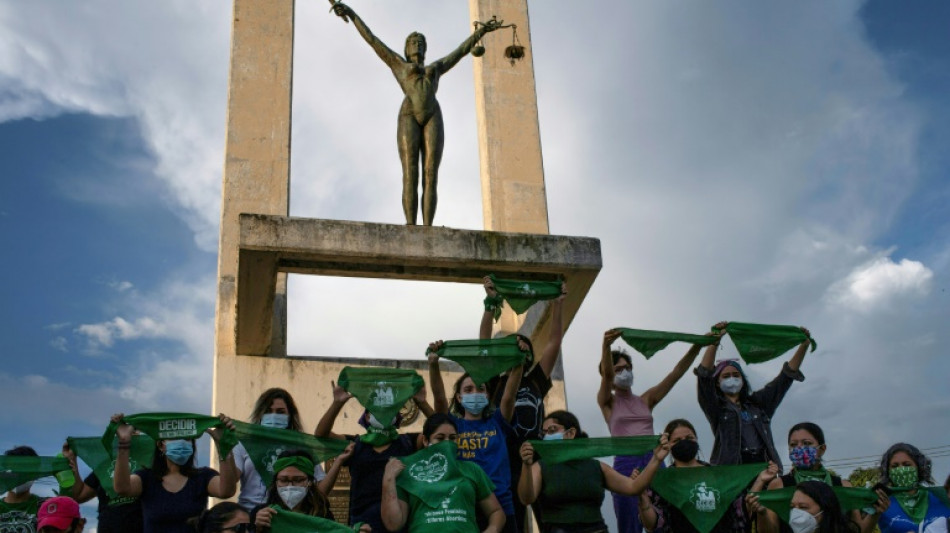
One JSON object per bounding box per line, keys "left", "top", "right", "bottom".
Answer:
{"left": 333, "top": 2, "right": 404, "bottom": 70}
{"left": 435, "top": 20, "right": 499, "bottom": 74}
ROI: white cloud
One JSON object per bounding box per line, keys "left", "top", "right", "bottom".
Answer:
{"left": 827, "top": 256, "right": 933, "bottom": 311}
{"left": 76, "top": 316, "right": 166, "bottom": 349}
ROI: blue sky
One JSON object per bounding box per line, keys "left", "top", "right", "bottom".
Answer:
{"left": 2, "top": 0, "right": 949, "bottom": 528}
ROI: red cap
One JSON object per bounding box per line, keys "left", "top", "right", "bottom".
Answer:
{"left": 37, "top": 496, "right": 81, "bottom": 530}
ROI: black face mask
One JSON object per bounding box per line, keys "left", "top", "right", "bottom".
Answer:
{"left": 671, "top": 439, "right": 699, "bottom": 462}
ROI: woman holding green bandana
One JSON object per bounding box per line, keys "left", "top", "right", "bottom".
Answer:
{"left": 518, "top": 411, "right": 669, "bottom": 533}
{"left": 111, "top": 413, "right": 239, "bottom": 533}
{"left": 381, "top": 414, "right": 505, "bottom": 533}
{"left": 429, "top": 340, "right": 523, "bottom": 533}
{"left": 599, "top": 328, "right": 707, "bottom": 533}
{"left": 252, "top": 448, "right": 365, "bottom": 532}
{"left": 233, "top": 388, "right": 331, "bottom": 511}
{"left": 856, "top": 442, "right": 950, "bottom": 533}
{"left": 314, "top": 380, "right": 434, "bottom": 533}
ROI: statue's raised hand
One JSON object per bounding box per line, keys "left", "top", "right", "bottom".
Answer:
{"left": 329, "top": 1, "right": 353, "bottom": 23}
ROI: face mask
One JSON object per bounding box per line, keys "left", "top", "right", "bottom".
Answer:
{"left": 719, "top": 376, "right": 742, "bottom": 394}
{"left": 789, "top": 446, "right": 820, "bottom": 469}
{"left": 671, "top": 439, "right": 700, "bottom": 462}
{"left": 613, "top": 369, "right": 633, "bottom": 389}
{"left": 788, "top": 508, "right": 821, "bottom": 533}
{"left": 278, "top": 485, "right": 308, "bottom": 509}
{"left": 261, "top": 413, "right": 290, "bottom": 429}
{"left": 11, "top": 481, "right": 33, "bottom": 495}
{"left": 164, "top": 439, "right": 194, "bottom": 466}
{"left": 460, "top": 393, "right": 489, "bottom": 414}
{"left": 889, "top": 465, "right": 919, "bottom": 487}
{"left": 543, "top": 432, "right": 564, "bottom": 441}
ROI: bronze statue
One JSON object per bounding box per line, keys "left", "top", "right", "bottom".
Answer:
{"left": 331, "top": 2, "right": 500, "bottom": 225}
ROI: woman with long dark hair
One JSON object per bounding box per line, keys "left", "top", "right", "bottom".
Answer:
{"left": 233, "top": 388, "right": 335, "bottom": 511}
{"left": 518, "top": 410, "right": 669, "bottom": 533}
{"left": 192, "top": 502, "right": 251, "bottom": 533}
{"left": 112, "top": 413, "right": 238, "bottom": 533}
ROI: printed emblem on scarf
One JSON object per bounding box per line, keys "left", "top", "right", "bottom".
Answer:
{"left": 408, "top": 453, "right": 448, "bottom": 483}
{"left": 689, "top": 482, "right": 720, "bottom": 512}
{"left": 262, "top": 446, "right": 289, "bottom": 473}
{"left": 108, "top": 458, "right": 140, "bottom": 480}
{"left": 158, "top": 418, "right": 197, "bottom": 439}
{"left": 370, "top": 383, "right": 395, "bottom": 407}
{"left": 518, "top": 284, "right": 536, "bottom": 296}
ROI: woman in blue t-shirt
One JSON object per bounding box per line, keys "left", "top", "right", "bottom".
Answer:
{"left": 428, "top": 340, "right": 523, "bottom": 533}
{"left": 859, "top": 442, "right": 950, "bottom": 533}
{"left": 111, "top": 413, "right": 239, "bottom": 533}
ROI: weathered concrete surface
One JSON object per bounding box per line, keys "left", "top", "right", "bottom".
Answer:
{"left": 470, "top": 0, "right": 548, "bottom": 236}
{"left": 213, "top": 0, "right": 294, "bottom": 422}
{"left": 235, "top": 215, "right": 602, "bottom": 356}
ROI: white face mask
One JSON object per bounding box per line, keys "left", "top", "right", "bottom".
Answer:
{"left": 12, "top": 481, "right": 33, "bottom": 495}
{"left": 613, "top": 369, "right": 633, "bottom": 389}
{"left": 277, "top": 485, "right": 308, "bottom": 509}
{"left": 261, "top": 413, "right": 290, "bottom": 429}
{"left": 788, "top": 508, "right": 821, "bottom": 533}
{"left": 719, "top": 376, "right": 742, "bottom": 395}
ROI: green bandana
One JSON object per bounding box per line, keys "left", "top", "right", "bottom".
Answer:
{"left": 487, "top": 274, "right": 562, "bottom": 320}
{"left": 436, "top": 337, "right": 528, "bottom": 385}
{"left": 893, "top": 486, "right": 929, "bottom": 524}
{"left": 714, "top": 322, "right": 817, "bottom": 364}
{"left": 889, "top": 465, "right": 918, "bottom": 487}
{"left": 528, "top": 436, "right": 659, "bottom": 465}
{"left": 753, "top": 486, "right": 880, "bottom": 524}
{"left": 0, "top": 456, "right": 70, "bottom": 494}
{"left": 272, "top": 456, "right": 315, "bottom": 478}
{"left": 232, "top": 421, "right": 348, "bottom": 486}
{"left": 103, "top": 412, "right": 238, "bottom": 460}
{"left": 268, "top": 506, "right": 364, "bottom": 533}
{"left": 792, "top": 467, "right": 833, "bottom": 486}
{"left": 360, "top": 425, "right": 401, "bottom": 447}
{"left": 67, "top": 435, "right": 155, "bottom": 499}
{"left": 395, "top": 441, "right": 465, "bottom": 508}
{"left": 338, "top": 367, "right": 424, "bottom": 425}
{"left": 616, "top": 328, "right": 719, "bottom": 359}
{"left": 650, "top": 463, "right": 765, "bottom": 533}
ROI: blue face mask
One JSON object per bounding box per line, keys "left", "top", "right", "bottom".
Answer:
{"left": 460, "top": 393, "right": 489, "bottom": 414}
{"left": 719, "top": 376, "right": 743, "bottom": 395}
{"left": 164, "top": 440, "right": 194, "bottom": 466}
{"left": 543, "top": 432, "right": 564, "bottom": 441}
{"left": 261, "top": 413, "right": 290, "bottom": 429}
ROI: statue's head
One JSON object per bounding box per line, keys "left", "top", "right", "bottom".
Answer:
{"left": 404, "top": 32, "right": 426, "bottom": 62}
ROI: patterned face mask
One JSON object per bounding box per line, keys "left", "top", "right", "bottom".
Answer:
{"left": 789, "top": 446, "right": 820, "bottom": 469}
{"left": 889, "top": 465, "right": 919, "bottom": 487}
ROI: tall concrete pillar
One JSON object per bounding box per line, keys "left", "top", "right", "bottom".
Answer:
{"left": 213, "top": 0, "right": 295, "bottom": 416}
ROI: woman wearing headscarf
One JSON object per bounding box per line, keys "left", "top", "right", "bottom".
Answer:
{"left": 695, "top": 321, "right": 810, "bottom": 470}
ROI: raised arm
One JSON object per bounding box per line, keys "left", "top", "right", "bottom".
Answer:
{"left": 318, "top": 442, "right": 354, "bottom": 496}
{"left": 598, "top": 329, "right": 621, "bottom": 423}
{"left": 499, "top": 363, "right": 523, "bottom": 422}
{"left": 62, "top": 443, "right": 96, "bottom": 503}
{"left": 427, "top": 341, "right": 449, "bottom": 414}
{"left": 517, "top": 442, "right": 542, "bottom": 505}
{"left": 787, "top": 327, "right": 811, "bottom": 373}
{"left": 480, "top": 276, "right": 498, "bottom": 340}
{"left": 412, "top": 383, "right": 435, "bottom": 418}
{"left": 207, "top": 414, "right": 238, "bottom": 499}
{"left": 641, "top": 334, "right": 714, "bottom": 409}
{"left": 603, "top": 435, "right": 670, "bottom": 496}
{"left": 314, "top": 381, "right": 352, "bottom": 440}
{"left": 332, "top": 2, "right": 404, "bottom": 70}
{"left": 380, "top": 459, "right": 409, "bottom": 532}
{"left": 111, "top": 414, "right": 142, "bottom": 498}
{"left": 537, "top": 283, "right": 567, "bottom": 378}
{"left": 434, "top": 19, "right": 500, "bottom": 74}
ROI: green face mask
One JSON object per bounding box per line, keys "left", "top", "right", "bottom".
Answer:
{"left": 889, "top": 465, "right": 919, "bottom": 487}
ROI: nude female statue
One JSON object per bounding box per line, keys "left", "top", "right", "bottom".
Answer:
{"left": 332, "top": 2, "right": 500, "bottom": 225}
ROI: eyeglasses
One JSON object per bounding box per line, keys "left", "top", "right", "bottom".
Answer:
{"left": 220, "top": 524, "right": 255, "bottom": 533}
{"left": 275, "top": 476, "right": 310, "bottom": 487}
{"left": 542, "top": 424, "right": 565, "bottom": 435}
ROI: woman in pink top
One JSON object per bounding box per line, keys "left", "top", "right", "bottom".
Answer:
{"left": 597, "top": 328, "right": 705, "bottom": 533}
